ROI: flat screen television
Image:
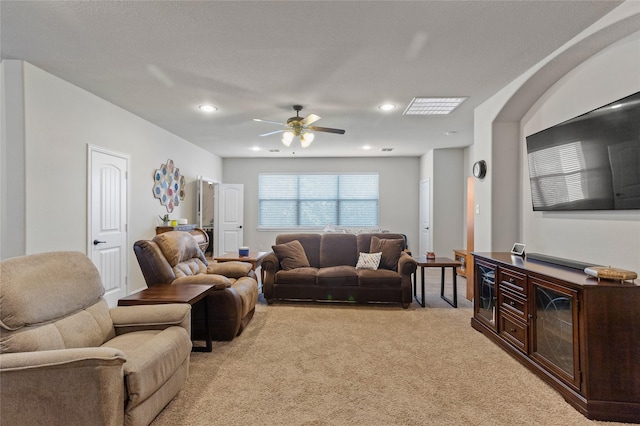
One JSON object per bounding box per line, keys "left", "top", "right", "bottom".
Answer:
{"left": 525, "top": 91, "right": 640, "bottom": 211}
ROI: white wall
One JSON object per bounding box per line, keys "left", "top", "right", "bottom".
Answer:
{"left": 2, "top": 61, "right": 223, "bottom": 292}
{"left": 520, "top": 30, "right": 640, "bottom": 270}
{"left": 473, "top": 2, "right": 640, "bottom": 271}
{"left": 222, "top": 157, "right": 420, "bottom": 253}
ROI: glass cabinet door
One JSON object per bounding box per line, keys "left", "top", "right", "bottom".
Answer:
{"left": 475, "top": 261, "right": 497, "bottom": 331}
{"left": 531, "top": 278, "right": 580, "bottom": 390}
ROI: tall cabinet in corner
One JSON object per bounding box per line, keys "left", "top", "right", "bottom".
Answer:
{"left": 471, "top": 252, "right": 640, "bottom": 423}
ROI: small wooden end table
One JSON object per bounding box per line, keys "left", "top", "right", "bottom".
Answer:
{"left": 118, "top": 283, "right": 220, "bottom": 352}
{"left": 413, "top": 256, "right": 462, "bottom": 308}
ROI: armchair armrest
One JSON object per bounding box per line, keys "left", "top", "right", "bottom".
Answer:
{"left": 206, "top": 261, "right": 253, "bottom": 278}
{"left": 398, "top": 252, "right": 417, "bottom": 276}
{"left": 173, "top": 274, "right": 232, "bottom": 288}
{"left": 1, "top": 348, "right": 126, "bottom": 425}
{"left": 110, "top": 303, "right": 191, "bottom": 335}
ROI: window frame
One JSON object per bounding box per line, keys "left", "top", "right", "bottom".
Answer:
{"left": 257, "top": 172, "right": 379, "bottom": 231}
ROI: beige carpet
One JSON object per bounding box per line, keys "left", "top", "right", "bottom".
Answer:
{"left": 152, "top": 272, "right": 626, "bottom": 426}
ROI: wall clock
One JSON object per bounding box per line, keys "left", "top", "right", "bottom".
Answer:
{"left": 473, "top": 160, "right": 487, "bottom": 179}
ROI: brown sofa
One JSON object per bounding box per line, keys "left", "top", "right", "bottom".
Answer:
{"left": 262, "top": 233, "right": 417, "bottom": 308}
{"left": 134, "top": 231, "right": 259, "bottom": 341}
{"left": 0, "top": 251, "right": 192, "bottom": 426}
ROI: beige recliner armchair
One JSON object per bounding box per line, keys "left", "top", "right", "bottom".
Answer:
{"left": 134, "top": 231, "right": 259, "bottom": 341}
{"left": 0, "top": 251, "right": 192, "bottom": 426}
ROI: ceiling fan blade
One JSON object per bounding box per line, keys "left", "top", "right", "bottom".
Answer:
{"left": 302, "top": 113, "right": 321, "bottom": 126}
{"left": 253, "top": 118, "right": 285, "bottom": 126}
{"left": 308, "top": 126, "right": 346, "bottom": 135}
{"left": 259, "top": 129, "right": 284, "bottom": 137}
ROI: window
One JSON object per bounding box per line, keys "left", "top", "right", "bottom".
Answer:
{"left": 259, "top": 173, "right": 379, "bottom": 229}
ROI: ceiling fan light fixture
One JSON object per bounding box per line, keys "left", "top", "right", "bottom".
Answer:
{"left": 300, "top": 132, "right": 315, "bottom": 148}
{"left": 282, "top": 131, "right": 294, "bottom": 147}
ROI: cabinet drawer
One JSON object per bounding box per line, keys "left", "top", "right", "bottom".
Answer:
{"left": 499, "top": 312, "right": 528, "bottom": 353}
{"left": 499, "top": 268, "right": 526, "bottom": 294}
{"left": 499, "top": 286, "right": 528, "bottom": 320}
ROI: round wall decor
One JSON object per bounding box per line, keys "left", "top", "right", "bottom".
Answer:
{"left": 153, "top": 159, "right": 186, "bottom": 212}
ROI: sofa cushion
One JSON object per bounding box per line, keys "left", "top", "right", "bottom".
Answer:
{"left": 103, "top": 327, "right": 191, "bottom": 408}
{"left": 0, "top": 251, "right": 106, "bottom": 332}
{"left": 356, "top": 252, "right": 382, "bottom": 270}
{"left": 370, "top": 237, "right": 404, "bottom": 271}
{"left": 319, "top": 233, "right": 358, "bottom": 268}
{"left": 274, "top": 267, "right": 318, "bottom": 285}
{"left": 357, "top": 268, "right": 402, "bottom": 288}
{"left": 1, "top": 299, "right": 115, "bottom": 354}
{"left": 155, "top": 231, "right": 205, "bottom": 269}
{"left": 272, "top": 240, "right": 310, "bottom": 270}
{"left": 317, "top": 266, "right": 358, "bottom": 287}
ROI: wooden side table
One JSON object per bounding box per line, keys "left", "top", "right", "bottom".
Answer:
{"left": 118, "top": 283, "right": 222, "bottom": 352}
{"left": 412, "top": 256, "right": 461, "bottom": 308}
{"left": 453, "top": 249, "right": 467, "bottom": 277}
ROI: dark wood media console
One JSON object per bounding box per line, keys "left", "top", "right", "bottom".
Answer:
{"left": 471, "top": 252, "right": 640, "bottom": 423}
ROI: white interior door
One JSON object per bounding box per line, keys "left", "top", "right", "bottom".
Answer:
{"left": 88, "top": 146, "right": 128, "bottom": 307}
{"left": 215, "top": 183, "right": 244, "bottom": 255}
{"left": 419, "top": 179, "right": 431, "bottom": 256}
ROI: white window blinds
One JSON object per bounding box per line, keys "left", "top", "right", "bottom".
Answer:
{"left": 259, "top": 173, "right": 379, "bottom": 228}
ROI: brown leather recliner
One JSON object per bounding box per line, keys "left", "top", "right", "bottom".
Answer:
{"left": 134, "top": 231, "right": 258, "bottom": 341}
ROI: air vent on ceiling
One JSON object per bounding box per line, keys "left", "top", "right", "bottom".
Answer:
{"left": 403, "top": 97, "right": 467, "bottom": 115}
{"left": 269, "top": 149, "right": 280, "bottom": 153}
{"left": 381, "top": 148, "right": 393, "bottom": 152}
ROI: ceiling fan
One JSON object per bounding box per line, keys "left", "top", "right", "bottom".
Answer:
{"left": 253, "top": 105, "right": 346, "bottom": 148}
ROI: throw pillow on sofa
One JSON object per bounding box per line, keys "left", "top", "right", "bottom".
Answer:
{"left": 356, "top": 252, "right": 382, "bottom": 270}
{"left": 272, "top": 240, "right": 311, "bottom": 270}
{"left": 370, "top": 236, "right": 404, "bottom": 271}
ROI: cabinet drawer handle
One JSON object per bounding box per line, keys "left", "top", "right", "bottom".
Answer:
{"left": 510, "top": 328, "right": 516, "bottom": 333}
{"left": 509, "top": 278, "right": 515, "bottom": 283}
{"left": 509, "top": 301, "right": 515, "bottom": 306}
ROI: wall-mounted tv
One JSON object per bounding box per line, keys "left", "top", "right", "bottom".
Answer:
{"left": 525, "top": 91, "right": 640, "bottom": 211}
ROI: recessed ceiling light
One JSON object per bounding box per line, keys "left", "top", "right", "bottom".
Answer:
{"left": 403, "top": 97, "right": 467, "bottom": 115}
{"left": 444, "top": 131, "right": 457, "bottom": 136}
{"left": 362, "top": 145, "right": 372, "bottom": 150}
{"left": 378, "top": 103, "right": 396, "bottom": 111}
{"left": 251, "top": 146, "right": 260, "bottom": 151}
{"left": 199, "top": 104, "right": 217, "bottom": 112}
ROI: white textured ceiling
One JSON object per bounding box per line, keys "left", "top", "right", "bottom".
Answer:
{"left": 0, "top": 1, "right": 622, "bottom": 158}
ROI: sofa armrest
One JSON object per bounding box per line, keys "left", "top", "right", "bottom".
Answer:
{"left": 110, "top": 303, "right": 191, "bottom": 335}
{"left": 398, "top": 252, "right": 417, "bottom": 276}
{"left": 260, "top": 252, "right": 280, "bottom": 302}
{"left": 260, "top": 252, "right": 280, "bottom": 273}
{"left": 0, "top": 348, "right": 126, "bottom": 425}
